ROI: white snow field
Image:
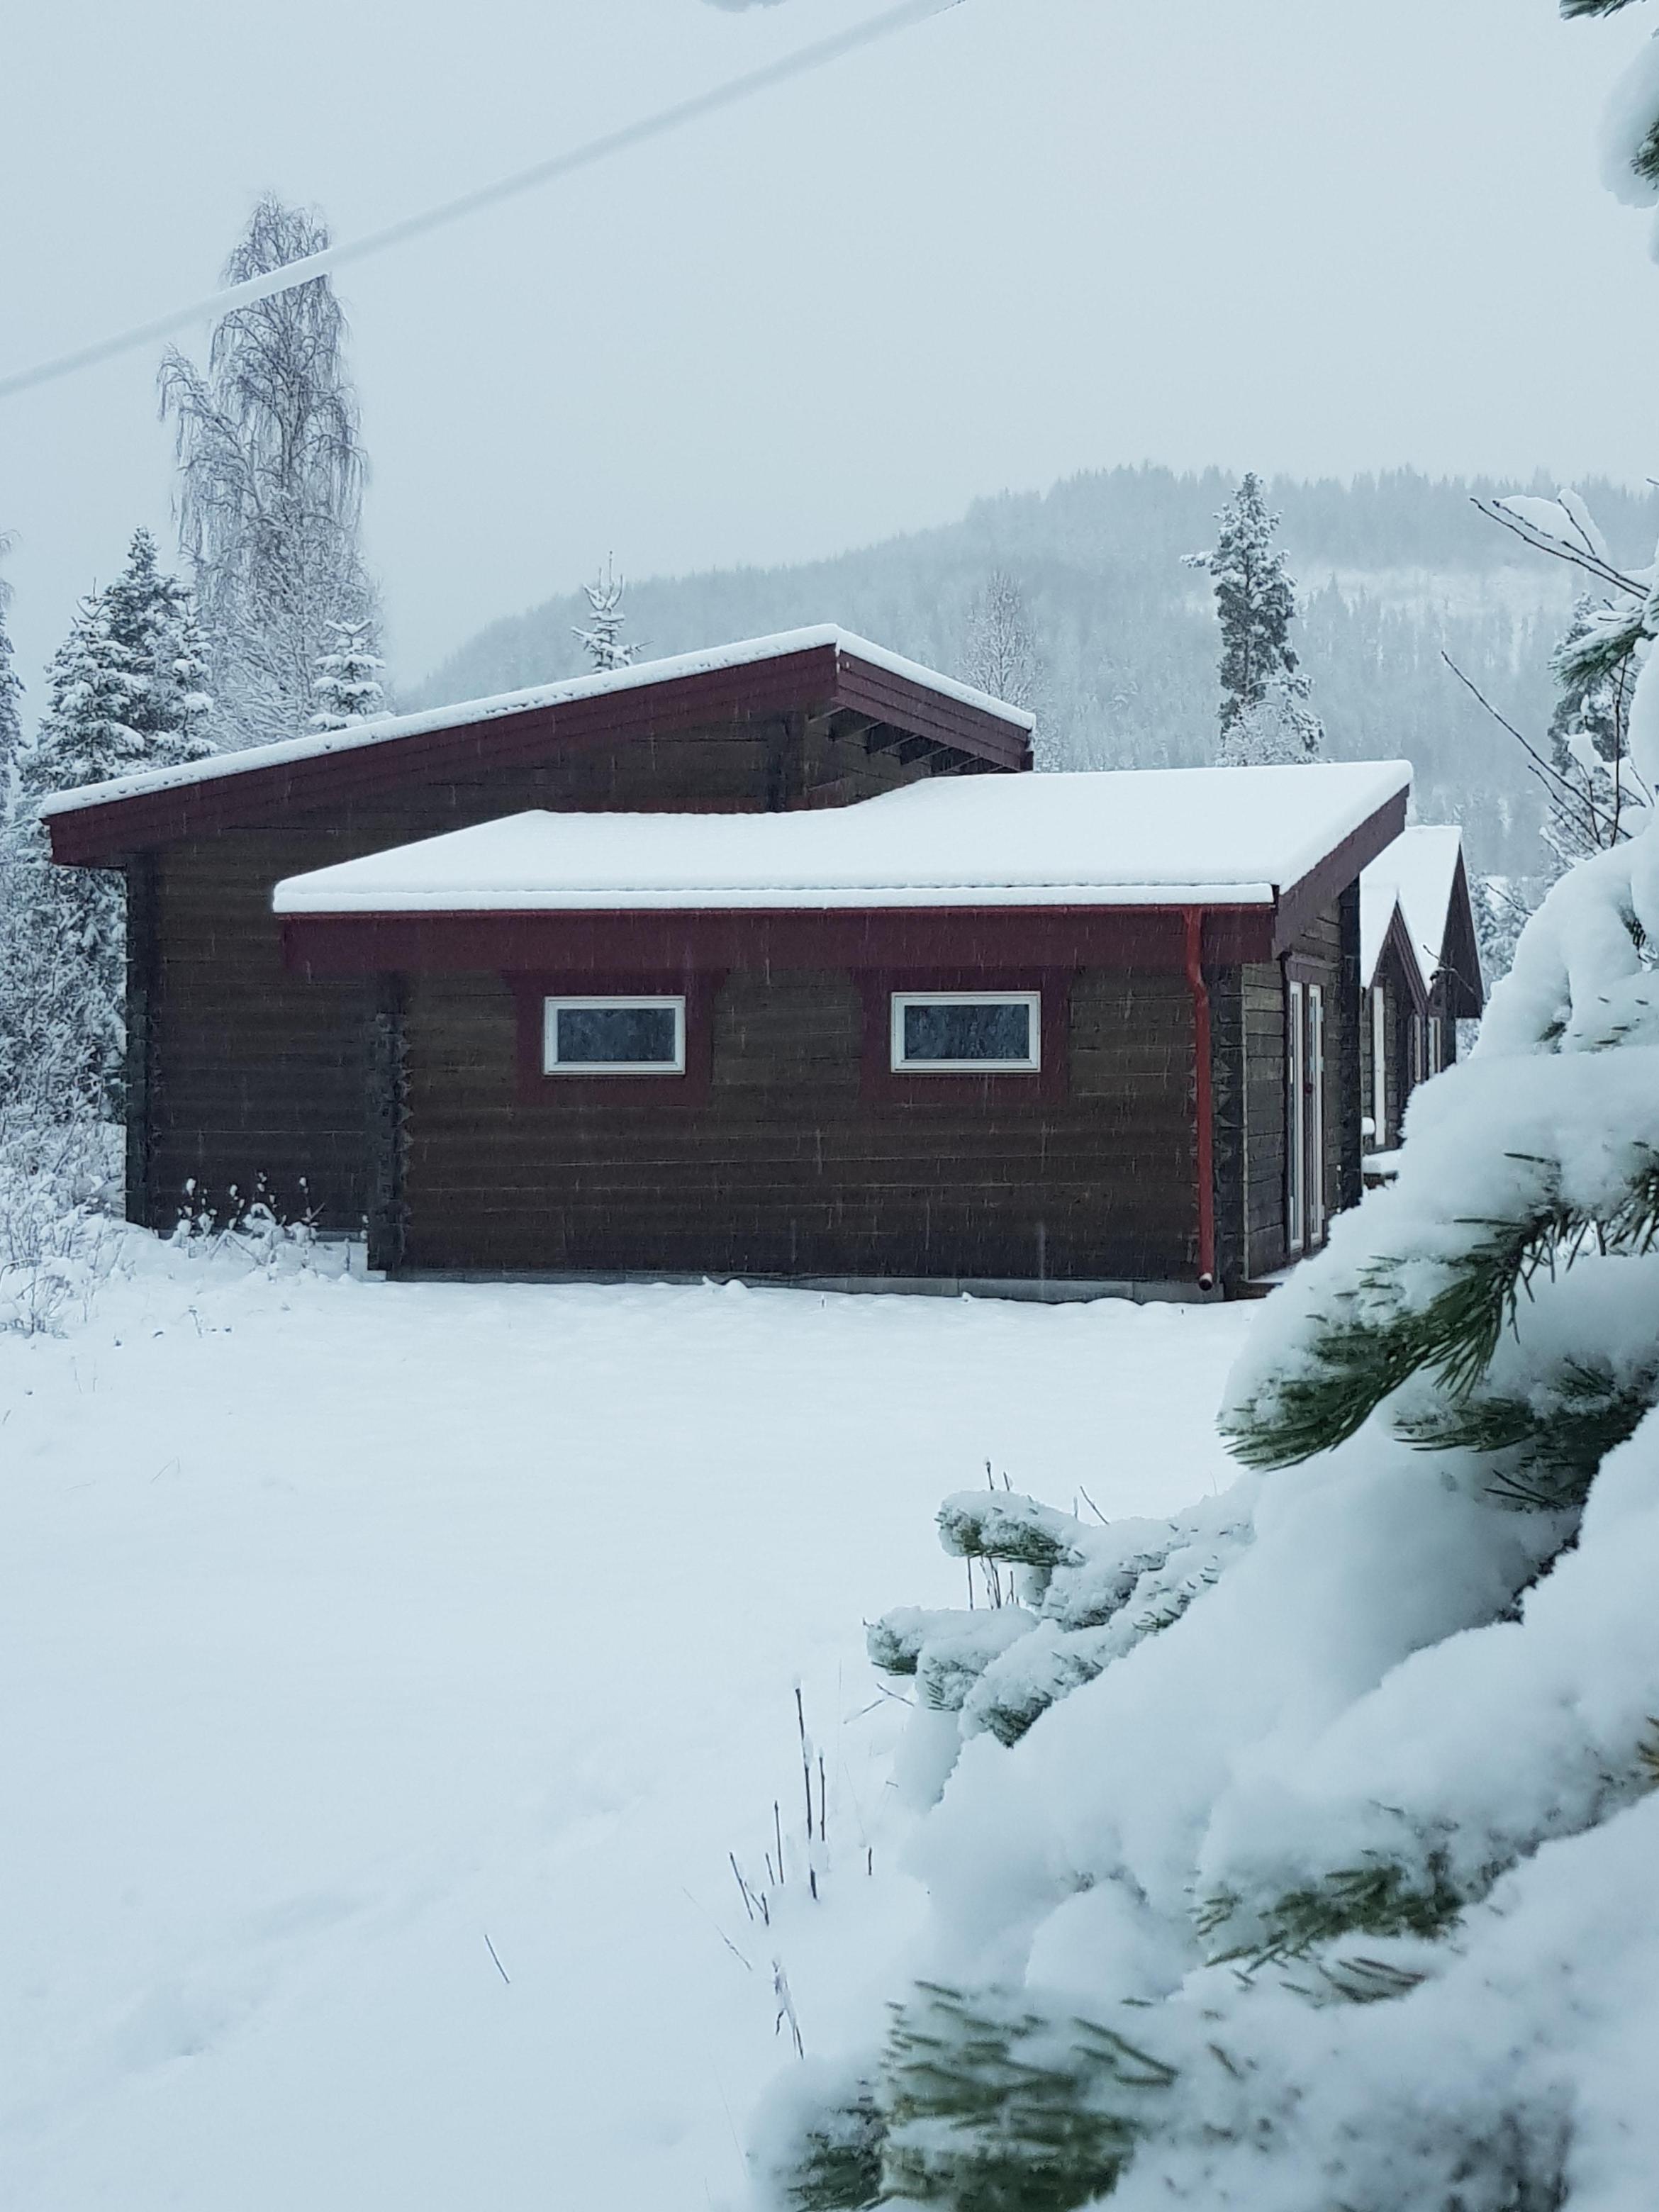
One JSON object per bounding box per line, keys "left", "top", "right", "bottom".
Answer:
{"left": 0, "top": 1241, "right": 1252, "bottom": 2211}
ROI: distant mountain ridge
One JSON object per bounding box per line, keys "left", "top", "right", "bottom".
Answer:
{"left": 410, "top": 465, "right": 1659, "bottom": 883}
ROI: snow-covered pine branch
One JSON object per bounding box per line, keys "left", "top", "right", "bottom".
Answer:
{"left": 1544, "top": 596, "right": 1653, "bottom": 866}
{"left": 756, "top": 25, "right": 1659, "bottom": 2190}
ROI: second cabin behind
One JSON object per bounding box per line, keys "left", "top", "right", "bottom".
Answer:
{"left": 272, "top": 756, "right": 1413, "bottom": 1295}
{"left": 1360, "top": 826, "right": 1485, "bottom": 1159}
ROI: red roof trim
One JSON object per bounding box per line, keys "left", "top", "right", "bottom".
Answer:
{"left": 48, "top": 640, "right": 1032, "bottom": 866}
{"left": 1369, "top": 903, "right": 1431, "bottom": 1013}
{"left": 1273, "top": 786, "right": 1410, "bottom": 952}
{"left": 281, "top": 903, "right": 1276, "bottom": 980}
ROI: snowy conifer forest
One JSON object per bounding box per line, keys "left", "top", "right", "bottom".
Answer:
{"left": 6, "top": 0, "right": 1659, "bottom": 2207}
{"left": 420, "top": 461, "right": 1654, "bottom": 891}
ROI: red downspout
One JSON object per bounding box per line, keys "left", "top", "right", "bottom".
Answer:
{"left": 1183, "top": 907, "right": 1217, "bottom": 1294}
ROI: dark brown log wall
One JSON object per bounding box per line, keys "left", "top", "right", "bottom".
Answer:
{"left": 128, "top": 715, "right": 956, "bottom": 1230}
{"left": 1212, "top": 899, "right": 1351, "bottom": 1288}
{"left": 393, "top": 967, "right": 1200, "bottom": 1284}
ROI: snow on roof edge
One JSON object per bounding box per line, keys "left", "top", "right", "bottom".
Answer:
{"left": 272, "top": 762, "right": 1413, "bottom": 919}
{"left": 1361, "top": 823, "right": 1466, "bottom": 993}
{"left": 40, "top": 627, "right": 1037, "bottom": 821}
{"left": 276, "top": 879, "right": 1282, "bottom": 916}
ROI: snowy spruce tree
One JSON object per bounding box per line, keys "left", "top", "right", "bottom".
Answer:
{"left": 752, "top": 19, "right": 1659, "bottom": 2207}
{"left": 0, "top": 532, "right": 22, "bottom": 805}
{"left": 1186, "top": 472, "right": 1323, "bottom": 764}
{"left": 160, "top": 195, "right": 379, "bottom": 749}
{"left": 962, "top": 570, "right": 1040, "bottom": 713}
{"left": 572, "top": 558, "right": 640, "bottom": 673}
{"left": 0, "top": 536, "right": 213, "bottom": 1114}
{"left": 100, "top": 527, "right": 215, "bottom": 766}
{"left": 309, "top": 618, "right": 386, "bottom": 732}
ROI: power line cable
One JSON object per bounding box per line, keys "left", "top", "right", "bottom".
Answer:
{"left": 0, "top": 0, "right": 966, "bottom": 403}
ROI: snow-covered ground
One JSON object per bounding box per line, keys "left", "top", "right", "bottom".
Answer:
{"left": 0, "top": 1241, "right": 1252, "bottom": 2211}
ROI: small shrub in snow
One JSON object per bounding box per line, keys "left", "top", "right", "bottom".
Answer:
{"left": 169, "top": 1178, "right": 333, "bottom": 1278}
{"left": 0, "top": 1109, "right": 120, "bottom": 1335}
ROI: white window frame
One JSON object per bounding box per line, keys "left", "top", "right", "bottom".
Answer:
{"left": 1427, "top": 1015, "right": 1443, "bottom": 1078}
{"left": 1370, "top": 985, "right": 1388, "bottom": 1147}
{"left": 889, "top": 990, "right": 1042, "bottom": 1075}
{"left": 542, "top": 995, "right": 686, "bottom": 1076}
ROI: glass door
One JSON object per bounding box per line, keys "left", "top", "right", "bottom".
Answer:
{"left": 1287, "top": 977, "right": 1327, "bottom": 1256}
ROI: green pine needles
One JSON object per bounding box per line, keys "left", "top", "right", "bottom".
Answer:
{"left": 775, "top": 1988, "right": 1178, "bottom": 2212}
{"left": 778, "top": 2088, "right": 885, "bottom": 2212}
{"left": 1202, "top": 1851, "right": 1468, "bottom": 1977}
{"left": 881, "top": 1984, "right": 1176, "bottom": 2212}
{"left": 1399, "top": 1358, "right": 1657, "bottom": 1512}
{"left": 1224, "top": 1150, "right": 1659, "bottom": 1474}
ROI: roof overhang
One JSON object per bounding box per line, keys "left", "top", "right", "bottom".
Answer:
{"left": 276, "top": 780, "right": 1408, "bottom": 978}
{"left": 1436, "top": 850, "right": 1485, "bottom": 1018}
{"left": 44, "top": 632, "right": 1033, "bottom": 868}
{"left": 281, "top": 903, "right": 1280, "bottom": 979}
{"left": 1273, "top": 784, "right": 1409, "bottom": 953}
{"left": 1367, "top": 900, "right": 1431, "bottom": 1012}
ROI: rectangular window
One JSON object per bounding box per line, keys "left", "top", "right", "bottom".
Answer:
{"left": 1370, "top": 986, "right": 1388, "bottom": 1146}
{"left": 889, "top": 992, "right": 1041, "bottom": 1073}
{"left": 1428, "top": 1017, "right": 1443, "bottom": 1077}
{"left": 543, "top": 996, "right": 686, "bottom": 1075}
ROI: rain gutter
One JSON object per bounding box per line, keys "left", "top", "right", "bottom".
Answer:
{"left": 1183, "top": 907, "right": 1217, "bottom": 1292}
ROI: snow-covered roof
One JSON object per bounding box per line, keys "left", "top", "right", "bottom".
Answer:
{"left": 38, "top": 627, "right": 1036, "bottom": 822}
{"left": 1360, "top": 825, "right": 1465, "bottom": 990}
{"left": 274, "top": 761, "right": 1412, "bottom": 915}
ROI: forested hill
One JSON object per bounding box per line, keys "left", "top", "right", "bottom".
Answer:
{"left": 410, "top": 467, "right": 1659, "bottom": 883}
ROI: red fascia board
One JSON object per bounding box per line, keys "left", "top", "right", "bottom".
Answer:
{"left": 1380, "top": 906, "right": 1431, "bottom": 1014}
{"left": 48, "top": 642, "right": 1031, "bottom": 866}
{"left": 281, "top": 903, "right": 1274, "bottom": 981}
{"left": 834, "top": 652, "right": 1032, "bottom": 770}
{"left": 1438, "top": 852, "right": 1485, "bottom": 1019}
{"left": 48, "top": 646, "right": 840, "bottom": 864}
{"left": 1272, "top": 788, "right": 1410, "bottom": 954}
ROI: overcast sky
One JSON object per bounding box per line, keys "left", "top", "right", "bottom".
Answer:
{"left": 3, "top": 0, "right": 1656, "bottom": 703}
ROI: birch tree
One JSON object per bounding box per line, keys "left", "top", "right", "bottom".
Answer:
{"left": 963, "top": 569, "right": 1040, "bottom": 712}
{"left": 159, "top": 196, "right": 379, "bottom": 750}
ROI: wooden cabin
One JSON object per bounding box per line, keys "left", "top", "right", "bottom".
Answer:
{"left": 45, "top": 628, "right": 1414, "bottom": 1299}
{"left": 1358, "top": 827, "right": 1483, "bottom": 1160}
{"left": 43, "top": 630, "right": 1027, "bottom": 1236}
